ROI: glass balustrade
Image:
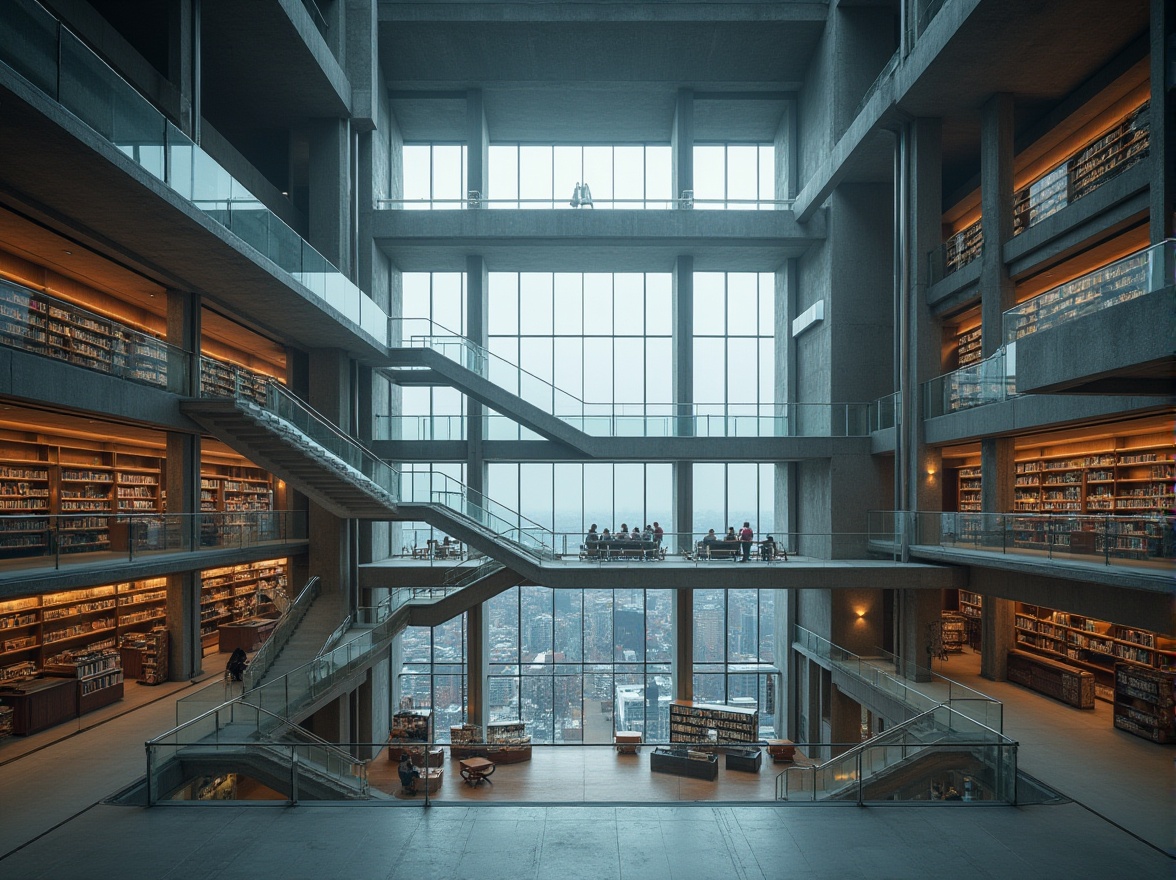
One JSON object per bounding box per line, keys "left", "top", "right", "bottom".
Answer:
{"left": 0, "top": 510, "right": 305, "bottom": 571}
{"left": 0, "top": 277, "right": 188, "bottom": 390}
{"left": 0, "top": 0, "right": 387, "bottom": 345}
{"left": 923, "top": 348, "right": 1016, "bottom": 418}
{"left": 374, "top": 196, "right": 795, "bottom": 210}
{"left": 1012, "top": 103, "right": 1150, "bottom": 237}
{"left": 1002, "top": 240, "right": 1173, "bottom": 345}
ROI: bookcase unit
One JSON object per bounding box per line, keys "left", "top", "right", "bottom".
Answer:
{"left": 44, "top": 648, "right": 124, "bottom": 714}
{"left": 669, "top": 700, "right": 758, "bottom": 745}
{"left": 1113, "top": 664, "right": 1175, "bottom": 744}
{"left": 1012, "top": 102, "right": 1150, "bottom": 236}
{"left": 940, "top": 613, "right": 966, "bottom": 654}
{"left": 0, "top": 457, "right": 50, "bottom": 557}
{"left": 449, "top": 720, "right": 533, "bottom": 762}
{"left": 955, "top": 325, "right": 982, "bottom": 369}
{"left": 387, "top": 709, "right": 433, "bottom": 761}
{"left": 943, "top": 221, "right": 983, "bottom": 274}
{"left": 200, "top": 356, "right": 271, "bottom": 405}
{"left": 956, "top": 467, "right": 982, "bottom": 513}
{"left": 1007, "top": 649, "right": 1094, "bottom": 709}
{"left": 0, "top": 703, "right": 12, "bottom": 738}
{"left": 199, "top": 560, "right": 288, "bottom": 652}
{"left": 1013, "top": 602, "right": 1176, "bottom": 703}
{"left": 957, "top": 591, "right": 983, "bottom": 620}
{"left": 119, "top": 629, "right": 169, "bottom": 685}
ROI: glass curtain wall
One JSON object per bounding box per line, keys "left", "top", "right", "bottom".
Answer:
{"left": 397, "top": 272, "right": 467, "bottom": 441}
{"left": 692, "top": 588, "right": 778, "bottom": 738}
{"left": 397, "top": 615, "right": 467, "bottom": 738}
{"left": 489, "top": 145, "right": 672, "bottom": 208}
{"left": 692, "top": 145, "right": 775, "bottom": 208}
{"left": 487, "top": 271, "right": 673, "bottom": 437}
{"left": 403, "top": 145, "right": 468, "bottom": 208}
{"left": 398, "top": 585, "right": 777, "bottom": 743}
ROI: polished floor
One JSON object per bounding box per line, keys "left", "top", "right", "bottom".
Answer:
{"left": 0, "top": 649, "right": 1172, "bottom": 880}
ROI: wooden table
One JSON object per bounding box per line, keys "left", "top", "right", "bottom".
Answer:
{"left": 459, "top": 756, "right": 496, "bottom": 785}
{"left": 218, "top": 617, "right": 279, "bottom": 653}
{"left": 614, "top": 731, "right": 642, "bottom": 754}
{"left": 766, "top": 739, "right": 797, "bottom": 763}
{"left": 420, "top": 767, "right": 443, "bottom": 793}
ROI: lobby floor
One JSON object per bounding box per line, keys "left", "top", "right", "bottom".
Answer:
{"left": 0, "top": 648, "right": 1172, "bottom": 880}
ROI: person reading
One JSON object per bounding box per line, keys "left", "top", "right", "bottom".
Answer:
{"left": 398, "top": 753, "right": 421, "bottom": 794}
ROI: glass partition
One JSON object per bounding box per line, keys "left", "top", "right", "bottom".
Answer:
{"left": 0, "top": 277, "right": 187, "bottom": 390}
{"left": 923, "top": 348, "right": 1015, "bottom": 418}
{"left": 0, "top": 0, "right": 387, "bottom": 346}
{"left": 1002, "top": 241, "right": 1173, "bottom": 345}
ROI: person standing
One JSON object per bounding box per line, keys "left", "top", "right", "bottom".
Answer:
{"left": 738, "top": 521, "right": 754, "bottom": 562}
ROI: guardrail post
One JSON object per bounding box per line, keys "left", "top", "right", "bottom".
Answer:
{"left": 290, "top": 747, "right": 299, "bottom": 805}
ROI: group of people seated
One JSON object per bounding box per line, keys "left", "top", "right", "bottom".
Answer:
{"left": 581, "top": 521, "right": 665, "bottom": 559}
{"left": 697, "top": 523, "right": 786, "bottom": 561}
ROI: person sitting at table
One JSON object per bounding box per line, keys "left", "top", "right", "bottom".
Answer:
{"left": 725, "top": 526, "right": 737, "bottom": 542}
{"left": 398, "top": 753, "right": 421, "bottom": 794}
{"left": 701, "top": 528, "right": 718, "bottom": 548}
{"left": 760, "top": 535, "right": 777, "bottom": 561}
{"left": 438, "top": 536, "right": 454, "bottom": 558}
{"left": 618, "top": 523, "right": 631, "bottom": 540}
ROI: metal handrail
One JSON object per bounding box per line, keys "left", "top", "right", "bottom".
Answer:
{"left": 243, "top": 576, "right": 320, "bottom": 690}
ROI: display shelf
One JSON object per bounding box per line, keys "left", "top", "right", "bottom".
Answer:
{"left": 956, "top": 466, "right": 982, "bottom": 513}
{"left": 0, "top": 456, "right": 52, "bottom": 557}
{"left": 1012, "top": 102, "right": 1150, "bottom": 236}
{"left": 449, "top": 720, "right": 533, "bottom": 762}
{"left": 119, "top": 629, "right": 169, "bottom": 685}
{"left": 958, "top": 591, "right": 983, "bottom": 619}
{"left": 199, "top": 559, "right": 288, "bottom": 652}
{"left": 0, "top": 703, "right": 12, "bottom": 738}
{"left": 940, "top": 613, "right": 966, "bottom": 654}
{"left": 669, "top": 700, "right": 758, "bottom": 745}
{"left": 387, "top": 709, "right": 433, "bottom": 761}
{"left": 1007, "top": 649, "right": 1095, "bottom": 709}
{"left": 199, "top": 357, "right": 271, "bottom": 406}
{"left": 43, "top": 647, "right": 124, "bottom": 714}
{"left": 1013, "top": 603, "right": 1175, "bottom": 703}
{"left": 955, "top": 325, "right": 982, "bottom": 369}
{"left": 1113, "top": 664, "right": 1175, "bottom": 744}
{"left": 943, "top": 221, "right": 983, "bottom": 274}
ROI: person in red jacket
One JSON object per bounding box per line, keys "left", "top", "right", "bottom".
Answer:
{"left": 738, "top": 521, "right": 753, "bottom": 562}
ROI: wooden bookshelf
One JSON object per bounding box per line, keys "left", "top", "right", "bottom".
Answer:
{"left": 955, "top": 325, "right": 982, "bottom": 369}
{"left": 119, "top": 629, "right": 169, "bottom": 685}
{"left": 957, "top": 466, "right": 982, "bottom": 513}
{"left": 44, "top": 648, "right": 124, "bottom": 714}
{"left": 1113, "top": 664, "right": 1175, "bottom": 744}
{"left": 0, "top": 457, "right": 50, "bottom": 557}
{"left": 958, "top": 591, "right": 983, "bottom": 620}
{"left": 199, "top": 560, "right": 288, "bottom": 652}
{"left": 669, "top": 700, "right": 758, "bottom": 745}
{"left": 1013, "top": 602, "right": 1176, "bottom": 703}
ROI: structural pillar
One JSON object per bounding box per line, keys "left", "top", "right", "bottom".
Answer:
{"left": 466, "top": 255, "right": 489, "bottom": 498}
{"left": 895, "top": 588, "right": 940, "bottom": 682}
{"left": 980, "top": 597, "right": 1014, "bottom": 681}
{"left": 672, "top": 255, "right": 694, "bottom": 551}
{"left": 673, "top": 588, "right": 693, "bottom": 702}
{"left": 467, "top": 602, "right": 486, "bottom": 732}
{"left": 308, "top": 348, "right": 354, "bottom": 611}
{"left": 308, "top": 117, "right": 352, "bottom": 276}
{"left": 1150, "top": 0, "right": 1175, "bottom": 242}
{"left": 672, "top": 89, "right": 693, "bottom": 203}
{"left": 467, "top": 90, "right": 489, "bottom": 205}
{"left": 979, "top": 93, "right": 1015, "bottom": 355}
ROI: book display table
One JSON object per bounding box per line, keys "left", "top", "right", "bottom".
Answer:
{"left": 724, "top": 746, "right": 762, "bottom": 772}
{"left": 614, "top": 731, "right": 642, "bottom": 754}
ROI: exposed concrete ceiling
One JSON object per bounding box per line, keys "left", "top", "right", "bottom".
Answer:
{"left": 378, "top": 3, "right": 826, "bottom": 142}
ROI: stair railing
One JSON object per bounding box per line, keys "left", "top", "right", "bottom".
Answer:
{"left": 243, "top": 576, "right": 320, "bottom": 690}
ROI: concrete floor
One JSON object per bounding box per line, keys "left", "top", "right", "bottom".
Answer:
{"left": 0, "top": 646, "right": 1172, "bottom": 879}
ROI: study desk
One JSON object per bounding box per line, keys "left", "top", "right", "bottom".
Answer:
{"left": 459, "top": 756, "right": 496, "bottom": 785}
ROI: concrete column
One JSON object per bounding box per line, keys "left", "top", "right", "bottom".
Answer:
{"left": 467, "top": 90, "right": 489, "bottom": 203}
{"left": 979, "top": 94, "right": 1016, "bottom": 355}
{"left": 308, "top": 348, "right": 353, "bottom": 610}
{"left": 828, "top": 686, "right": 861, "bottom": 757}
{"left": 672, "top": 256, "right": 694, "bottom": 437}
{"left": 355, "top": 659, "right": 391, "bottom": 759}
{"left": 165, "top": 573, "right": 200, "bottom": 680}
{"left": 466, "top": 255, "right": 488, "bottom": 497}
{"left": 467, "top": 602, "right": 485, "bottom": 731}
{"left": 672, "top": 255, "right": 694, "bottom": 549}
{"left": 775, "top": 586, "right": 798, "bottom": 740}
{"left": 980, "top": 596, "right": 1014, "bottom": 681}
{"left": 672, "top": 588, "right": 693, "bottom": 702}
{"left": 167, "top": 0, "right": 197, "bottom": 139}
{"left": 981, "top": 438, "right": 1013, "bottom": 514}
{"left": 775, "top": 100, "right": 799, "bottom": 201}
{"left": 907, "top": 118, "right": 944, "bottom": 516}
{"left": 672, "top": 89, "right": 693, "bottom": 202}
{"left": 308, "top": 117, "right": 352, "bottom": 275}
{"left": 895, "top": 587, "right": 939, "bottom": 682}
{"left": 777, "top": 261, "right": 797, "bottom": 547}
{"left": 1150, "top": 0, "right": 1174, "bottom": 242}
